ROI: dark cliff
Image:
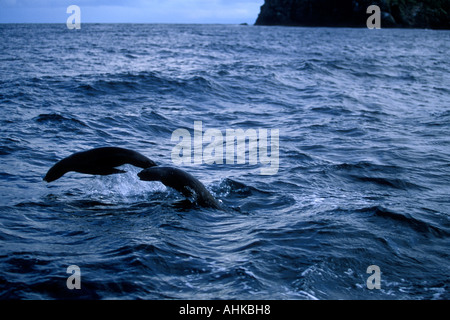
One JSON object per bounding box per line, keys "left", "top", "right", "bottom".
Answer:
{"left": 254, "top": 0, "right": 450, "bottom": 29}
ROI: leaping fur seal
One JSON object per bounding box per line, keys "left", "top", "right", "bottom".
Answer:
{"left": 43, "top": 147, "right": 157, "bottom": 182}
{"left": 137, "top": 167, "right": 222, "bottom": 209}
{"left": 43, "top": 147, "right": 222, "bottom": 209}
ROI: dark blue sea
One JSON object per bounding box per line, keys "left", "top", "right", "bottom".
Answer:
{"left": 0, "top": 24, "right": 449, "bottom": 300}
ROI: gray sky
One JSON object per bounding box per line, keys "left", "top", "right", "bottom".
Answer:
{"left": 0, "top": 0, "right": 265, "bottom": 24}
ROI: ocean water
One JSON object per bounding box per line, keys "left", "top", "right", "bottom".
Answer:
{"left": 0, "top": 24, "right": 449, "bottom": 300}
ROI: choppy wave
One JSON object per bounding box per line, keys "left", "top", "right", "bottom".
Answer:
{"left": 0, "top": 24, "right": 449, "bottom": 300}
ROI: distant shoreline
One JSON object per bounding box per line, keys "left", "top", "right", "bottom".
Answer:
{"left": 254, "top": 0, "right": 450, "bottom": 30}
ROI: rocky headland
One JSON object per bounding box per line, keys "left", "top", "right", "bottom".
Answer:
{"left": 254, "top": 0, "right": 450, "bottom": 29}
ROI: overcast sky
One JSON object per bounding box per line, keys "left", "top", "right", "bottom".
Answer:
{"left": 0, "top": 0, "right": 265, "bottom": 24}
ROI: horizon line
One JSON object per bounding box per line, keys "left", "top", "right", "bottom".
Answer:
{"left": 0, "top": 22, "right": 255, "bottom": 25}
